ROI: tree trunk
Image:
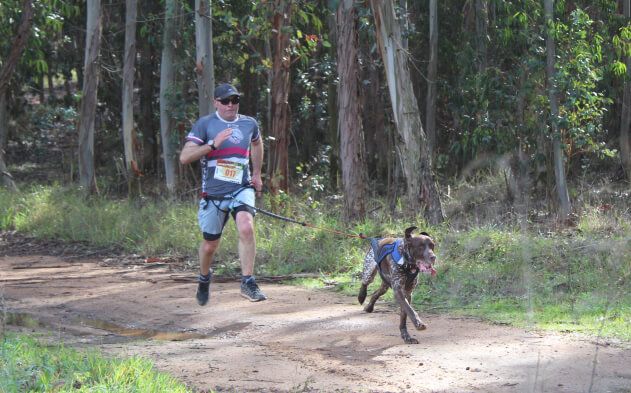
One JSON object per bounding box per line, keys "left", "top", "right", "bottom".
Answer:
{"left": 195, "top": 0, "right": 214, "bottom": 117}
{"left": 545, "top": 0, "right": 571, "bottom": 218}
{"left": 621, "top": 0, "right": 631, "bottom": 180}
{"left": 159, "top": 0, "right": 178, "bottom": 195}
{"left": 0, "top": 0, "right": 33, "bottom": 192}
{"left": 138, "top": 0, "right": 159, "bottom": 175}
{"left": 370, "top": 0, "right": 444, "bottom": 224}
{"left": 336, "top": 0, "right": 367, "bottom": 221}
{"left": 425, "top": 0, "right": 438, "bottom": 157}
{"left": 77, "top": 0, "right": 102, "bottom": 194}
{"left": 362, "top": 53, "right": 386, "bottom": 187}
{"left": 122, "top": 0, "right": 140, "bottom": 197}
{"left": 474, "top": 0, "right": 488, "bottom": 73}
{"left": 0, "top": 92, "right": 18, "bottom": 191}
{"left": 0, "top": 0, "right": 33, "bottom": 94}
{"left": 268, "top": 0, "right": 292, "bottom": 194}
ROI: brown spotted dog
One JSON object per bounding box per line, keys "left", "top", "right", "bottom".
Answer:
{"left": 358, "top": 226, "right": 437, "bottom": 344}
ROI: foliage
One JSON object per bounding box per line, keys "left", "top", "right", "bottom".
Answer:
{"left": 553, "top": 8, "right": 614, "bottom": 162}
{"left": 0, "top": 333, "right": 193, "bottom": 392}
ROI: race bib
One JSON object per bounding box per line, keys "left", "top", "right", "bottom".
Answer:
{"left": 214, "top": 160, "right": 244, "bottom": 184}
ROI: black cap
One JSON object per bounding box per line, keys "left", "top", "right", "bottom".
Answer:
{"left": 214, "top": 83, "right": 242, "bottom": 100}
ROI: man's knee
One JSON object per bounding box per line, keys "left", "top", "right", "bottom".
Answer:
{"left": 200, "top": 239, "right": 219, "bottom": 255}
{"left": 235, "top": 212, "right": 255, "bottom": 239}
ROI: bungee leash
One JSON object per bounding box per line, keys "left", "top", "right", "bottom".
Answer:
{"left": 202, "top": 185, "right": 370, "bottom": 240}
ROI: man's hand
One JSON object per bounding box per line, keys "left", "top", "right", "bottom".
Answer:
{"left": 251, "top": 173, "right": 263, "bottom": 197}
{"left": 214, "top": 128, "right": 233, "bottom": 149}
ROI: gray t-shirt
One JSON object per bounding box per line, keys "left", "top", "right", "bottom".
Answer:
{"left": 185, "top": 112, "right": 260, "bottom": 196}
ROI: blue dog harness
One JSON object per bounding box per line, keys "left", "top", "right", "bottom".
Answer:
{"left": 371, "top": 238, "right": 419, "bottom": 279}
{"left": 371, "top": 238, "right": 405, "bottom": 266}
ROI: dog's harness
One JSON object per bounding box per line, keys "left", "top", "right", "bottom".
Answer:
{"left": 371, "top": 238, "right": 419, "bottom": 278}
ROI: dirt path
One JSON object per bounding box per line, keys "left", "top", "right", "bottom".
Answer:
{"left": 1, "top": 254, "right": 630, "bottom": 393}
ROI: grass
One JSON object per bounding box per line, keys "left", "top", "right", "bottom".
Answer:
{"left": 0, "top": 333, "right": 194, "bottom": 392}
{"left": 1, "top": 184, "right": 630, "bottom": 343}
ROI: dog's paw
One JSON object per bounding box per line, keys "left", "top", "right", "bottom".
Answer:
{"left": 364, "top": 303, "right": 374, "bottom": 313}
{"left": 414, "top": 320, "right": 427, "bottom": 330}
{"left": 358, "top": 285, "right": 367, "bottom": 305}
{"left": 401, "top": 330, "right": 419, "bottom": 344}
{"left": 404, "top": 337, "right": 419, "bottom": 344}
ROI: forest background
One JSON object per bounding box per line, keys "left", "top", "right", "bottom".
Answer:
{"left": 0, "top": 0, "right": 630, "bottom": 340}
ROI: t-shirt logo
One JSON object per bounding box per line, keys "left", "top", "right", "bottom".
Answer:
{"left": 229, "top": 127, "right": 244, "bottom": 144}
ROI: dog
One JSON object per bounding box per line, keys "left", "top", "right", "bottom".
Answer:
{"left": 358, "top": 226, "right": 437, "bottom": 344}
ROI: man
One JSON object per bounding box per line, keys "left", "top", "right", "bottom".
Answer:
{"left": 179, "top": 83, "right": 266, "bottom": 305}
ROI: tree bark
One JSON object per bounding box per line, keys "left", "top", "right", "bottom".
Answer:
{"left": 336, "top": 0, "right": 368, "bottom": 221}
{"left": 268, "top": 0, "right": 292, "bottom": 194}
{"left": 0, "top": 0, "right": 33, "bottom": 192}
{"left": 122, "top": 0, "right": 140, "bottom": 197}
{"left": 474, "top": 0, "right": 488, "bottom": 73}
{"left": 0, "top": 91, "right": 18, "bottom": 191}
{"left": 77, "top": 0, "right": 103, "bottom": 194}
{"left": 425, "top": 0, "right": 438, "bottom": 157}
{"left": 370, "top": 0, "right": 444, "bottom": 224}
{"left": 545, "top": 0, "right": 571, "bottom": 218}
{"left": 621, "top": 0, "right": 631, "bottom": 180}
{"left": 195, "top": 0, "right": 215, "bottom": 117}
{"left": 159, "top": 0, "right": 178, "bottom": 195}
{"left": 138, "top": 0, "right": 159, "bottom": 174}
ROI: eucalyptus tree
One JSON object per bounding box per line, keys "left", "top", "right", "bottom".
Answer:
{"left": 195, "top": 0, "right": 214, "bottom": 117}
{"left": 268, "top": 0, "right": 293, "bottom": 194}
{"left": 425, "top": 0, "right": 437, "bottom": 157}
{"left": 159, "top": 0, "right": 178, "bottom": 195}
{"left": 0, "top": 0, "right": 33, "bottom": 191}
{"left": 122, "top": 0, "right": 139, "bottom": 196}
{"left": 77, "top": 0, "right": 102, "bottom": 194}
{"left": 619, "top": 0, "right": 631, "bottom": 180}
{"left": 370, "top": 0, "right": 443, "bottom": 224}
{"left": 336, "top": 0, "right": 367, "bottom": 221}
{"left": 474, "top": 0, "right": 488, "bottom": 73}
{"left": 545, "top": 0, "right": 571, "bottom": 217}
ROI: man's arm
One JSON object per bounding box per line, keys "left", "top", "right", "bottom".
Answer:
{"left": 250, "top": 138, "right": 264, "bottom": 192}
{"left": 180, "top": 141, "right": 212, "bottom": 165}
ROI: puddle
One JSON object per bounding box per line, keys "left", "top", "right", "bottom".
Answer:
{"left": 78, "top": 318, "right": 211, "bottom": 341}
{"left": 5, "top": 312, "right": 251, "bottom": 341}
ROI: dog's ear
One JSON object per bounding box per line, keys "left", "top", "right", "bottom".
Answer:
{"left": 405, "top": 226, "right": 418, "bottom": 238}
{"left": 420, "top": 231, "right": 431, "bottom": 237}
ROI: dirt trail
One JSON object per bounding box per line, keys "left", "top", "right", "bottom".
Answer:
{"left": 1, "top": 254, "right": 630, "bottom": 393}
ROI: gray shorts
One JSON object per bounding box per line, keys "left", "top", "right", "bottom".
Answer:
{"left": 198, "top": 187, "right": 256, "bottom": 240}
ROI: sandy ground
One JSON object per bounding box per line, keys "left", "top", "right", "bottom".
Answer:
{"left": 1, "top": 253, "right": 631, "bottom": 393}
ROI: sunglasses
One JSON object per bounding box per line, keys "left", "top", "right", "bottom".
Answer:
{"left": 218, "top": 96, "right": 240, "bottom": 105}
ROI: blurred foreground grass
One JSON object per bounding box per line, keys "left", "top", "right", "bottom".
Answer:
{"left": 0, "top": 333, "right": 193, "bottom": 393}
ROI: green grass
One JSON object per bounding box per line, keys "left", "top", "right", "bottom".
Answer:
{"left": 0, "top": 333, "right": 194, "bottom": 392}
{"left": 1, "top": 184, "right": 630, "bottom": 341}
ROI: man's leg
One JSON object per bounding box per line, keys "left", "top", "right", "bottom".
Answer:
{"left": 235, "top": 211, "right": 266, "bottom": 301}
{"left": 196, "top": 239, "right": 219, "bottom": 306}
{"left": 196, "top": 198, "right": 228, "bottom": 306}
{"left": 199, "top": 238, "right": 220, "bottom": 276}
{"left": 235, "top": 211, "right": 255, "bottom": 275}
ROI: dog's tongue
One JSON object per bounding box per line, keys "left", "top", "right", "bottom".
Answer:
{"left": 418, "top": 262, "right": 437, "bottom": 276}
